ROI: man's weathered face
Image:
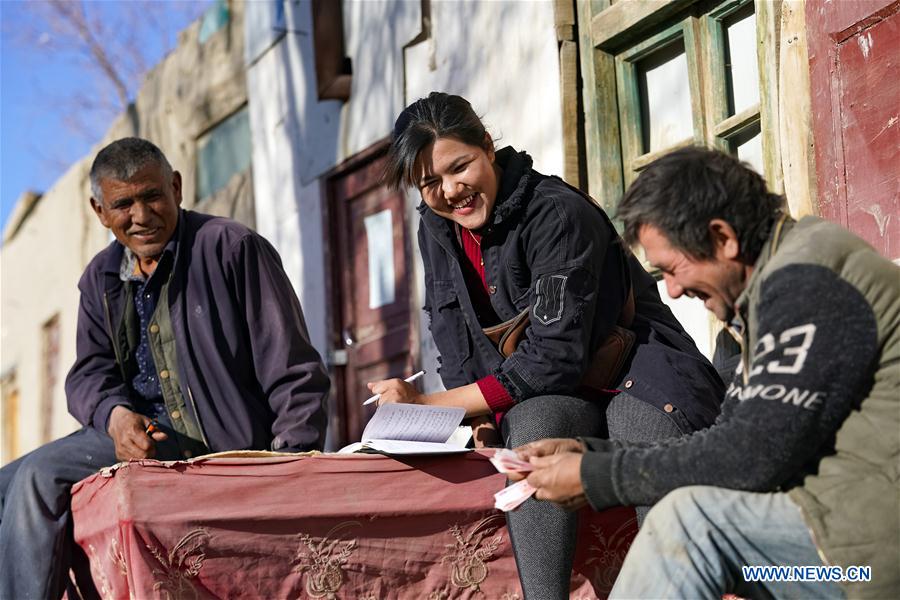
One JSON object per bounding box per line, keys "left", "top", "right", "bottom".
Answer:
{"left": 91, "top": 162, "right": 182, "bottom": 260}
{"left": 638, "top": 223, "right": 748, "bottom": 323}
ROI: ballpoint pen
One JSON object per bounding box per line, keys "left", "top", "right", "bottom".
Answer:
{"left": 363, "top": 370, "right": 426, "bottom": 405}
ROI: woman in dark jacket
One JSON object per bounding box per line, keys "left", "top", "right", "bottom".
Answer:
{"left": 370, "top": 92, "right": 723, "bottom": 599}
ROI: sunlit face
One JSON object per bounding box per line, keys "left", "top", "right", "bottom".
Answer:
{"left": 415, "top": 136, "right": 499, "bottom": 231}
{"left": 638, "top": 223, "right": 749, "bottom": 322}
{"left": 91, "top": 162, "right": 182, "bottom": 262}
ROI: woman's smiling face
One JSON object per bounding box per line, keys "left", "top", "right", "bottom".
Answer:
{"left": 415, "top": 136, "right": 499, "bottom": 231}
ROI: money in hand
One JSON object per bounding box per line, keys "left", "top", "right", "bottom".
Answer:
{"left": 489, "top": 448, "right": 533, "bottom": 474}
{"left": 494, "top": 479, "right": 537, "bottom": 512}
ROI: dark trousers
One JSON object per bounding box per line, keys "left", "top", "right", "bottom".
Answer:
{"left": 0, "top": 414, "right": 182, "bottom": 600}
{"left": 501, "top": 392, "right": 683, "bottom": 600}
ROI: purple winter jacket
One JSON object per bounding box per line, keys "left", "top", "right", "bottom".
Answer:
{"left": 65, "top": 209, "right": 329, "bottom": 452}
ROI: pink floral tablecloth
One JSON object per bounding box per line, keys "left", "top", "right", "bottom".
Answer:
{"left": 71, "top": 450, "right": 637, "bottom": 599}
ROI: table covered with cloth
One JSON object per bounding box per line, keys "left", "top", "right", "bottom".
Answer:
{"left": 70, "top": 450, "right": 637, "bottom": 599}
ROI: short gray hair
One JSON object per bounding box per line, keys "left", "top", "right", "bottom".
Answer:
{"left": 90, "top": 137, "right": 173, "bottom": 203}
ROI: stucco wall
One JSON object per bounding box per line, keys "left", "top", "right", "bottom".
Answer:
{"left": 0, "top": 2, "right": 250, "bottom": 463}
{"left": 246, "top": 0, "right": 342, "bottom": 357}
{"left": 0, "top": 159, "right": 105, "bottom": 461}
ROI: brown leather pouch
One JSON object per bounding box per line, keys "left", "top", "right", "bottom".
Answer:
{"left": 579, "top": 325, "right": 636, "bottom": 393}
{"left": 483, "top": 290, "right": 636, "bottom": 392}
{"left": 483, "top": 308, "right": 530, "bottom": 357}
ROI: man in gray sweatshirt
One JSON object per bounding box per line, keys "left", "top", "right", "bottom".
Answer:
{"left": 515, "top": 147, "right": 899, "bottom": 599}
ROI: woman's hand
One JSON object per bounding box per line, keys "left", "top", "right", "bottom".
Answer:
{"left": 367, "top": 378, "right": 427, "bottom": 406}
{"left": 470, "top": 416, "right": 502, "bottom": 448}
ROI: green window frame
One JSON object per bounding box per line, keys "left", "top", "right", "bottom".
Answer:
{"left": 614, "top": 17, "right": 705, "bottom": 187}
{"left": 577, "top": 0, "right": 776, "bottom": 355}
{"left": 704, "top": 0, "right": 763, "bottom": 160}
{"left": 578, "top": 0, "right": 774, "bottom": 212}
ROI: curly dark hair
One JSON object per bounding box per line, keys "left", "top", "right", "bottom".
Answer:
{"left": 383, "top": 92, "right": 489, "bottom": 190}
{"left": 615, "top": 146, "right": 785, "bottom": 262}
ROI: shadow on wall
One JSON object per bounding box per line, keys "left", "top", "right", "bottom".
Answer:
{"left": 343, "top": 0, "right": 421, "bottom": 158}
{"left": 420, "top": 0, "right": 562, "bottom": 170}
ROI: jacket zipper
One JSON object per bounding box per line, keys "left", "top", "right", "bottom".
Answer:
{"left": 103, "top": 292, "right": 128, "bottom": 381}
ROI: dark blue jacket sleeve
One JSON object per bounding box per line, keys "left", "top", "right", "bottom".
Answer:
{"left": 65, "top": 268, "right": 133, "bottom": 433}
{"left": 228, "top": 233, "right": 330, "bottom": 451}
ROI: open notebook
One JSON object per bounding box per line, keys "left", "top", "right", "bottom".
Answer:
{"left": 338, "top": 403, "right": 471, "bottom": 455}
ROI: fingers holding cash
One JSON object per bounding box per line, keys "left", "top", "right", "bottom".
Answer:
{"left": 526, "top": 452, "right": 588, "bottom": 511}
{"left": 514, "top": 438, "right": 585, "bottom": 461}
{"left": 489, "top": 448, "right": 534, "bottom": 474}
{"left": 490, "top": 449, "right": 537, "bottom": 511}
{"left": 490, "top": 446, "right": 588, "bottom": 512}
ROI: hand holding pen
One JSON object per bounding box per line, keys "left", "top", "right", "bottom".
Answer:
{"left": 364, "top": 370, "right": 426, "bottom": 406}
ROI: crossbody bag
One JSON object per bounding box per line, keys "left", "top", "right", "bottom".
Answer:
{"left": 482, "top": 287, "right": 636, "bottom": 393}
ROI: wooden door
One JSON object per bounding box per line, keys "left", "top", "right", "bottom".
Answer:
{"left": 327, "top": 146, "right": 415, "bottom": 447}
{"left": 807, "top": 0, "right": 900, "bottom": 260}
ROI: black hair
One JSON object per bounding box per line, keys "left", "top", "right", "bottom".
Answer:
{"left": 384, "top": 92, "right": 489, "bottom": 190}
{"left": 90, "top": 137, "right": 172, "bottom": 203}
{"left": 615, "top": 146, "right": 785, "bottom": 262}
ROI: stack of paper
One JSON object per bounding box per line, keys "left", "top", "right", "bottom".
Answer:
{"left": 337, "top": 404, "right": 471, "bottom": 455}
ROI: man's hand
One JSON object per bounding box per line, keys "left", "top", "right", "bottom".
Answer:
{"left": 507, "top": 438, "right": 585, "bottom": 481}
{"left": 525, "top": 452, "right": 588, "bottom": 510}
{"left": 515, "top": 437, "right": 585, "bottom": 460}
{"left": 367, "top": 378, "right": 426, "bottom": 406}
{"left": 107, "top": 406, "right": 168, "bottom": 461}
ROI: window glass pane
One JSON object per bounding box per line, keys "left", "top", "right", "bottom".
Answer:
{"left": 724, "top": 4, "right": 759, "bottom": 115}
{"left": 199, "top": 0, "right": 230, "bottom": 44}
{"left": 638, "top": 39, "right": 693, "bottom": 153}
{"left": 656, "top": 280, "right": 713, "bottom": 359}
{"left": 197, "top": 107, "right": 252, "bottom": 199}
{"left": 364, "top": 209, "right": 396, "bottom": 309}
{"left": 730, "top": 122, "right": 764, "bottom": 175}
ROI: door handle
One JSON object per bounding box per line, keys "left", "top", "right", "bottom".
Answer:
{"left": 342, "top": 328, "right": 355, "bottom": 347}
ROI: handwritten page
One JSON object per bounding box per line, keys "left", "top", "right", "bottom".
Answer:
{"left": 337, "top": 404, "right": 469, "bottom": 455}
{"left": 361, "top": 403, "right": 465, "bottom": 444}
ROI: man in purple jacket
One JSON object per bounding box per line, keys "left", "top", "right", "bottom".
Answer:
{"left": 0, "top": 137, "right": 330, "bottom": 599}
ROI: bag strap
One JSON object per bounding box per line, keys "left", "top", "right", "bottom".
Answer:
{"left": 617, "top": 286, "right": 635, "bottom": 329}
{"left": 555, "top": 176, "right": 636, "bottom": 331}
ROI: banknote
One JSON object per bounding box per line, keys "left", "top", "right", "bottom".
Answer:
{"left": 494, "top": 479, "right": 537, "bottom": 511}
{"left": 489, "top": 448, "right": 533, "bottom": 474}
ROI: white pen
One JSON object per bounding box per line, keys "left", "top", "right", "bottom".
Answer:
{"left": 363, "top": 370, "right": 426, "bottom": 405}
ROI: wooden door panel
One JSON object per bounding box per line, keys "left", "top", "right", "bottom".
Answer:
{"left": 328, "top": 147, "right": 414, "bottom": 446}
{"left": 807, "top": 0, "right": 900, "bottom": 260}
{"left": 837, "top": 9, "right": 900, "bottom": 258}
{"left": 348, "top": 186, "right": 410, "bottom": 328}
